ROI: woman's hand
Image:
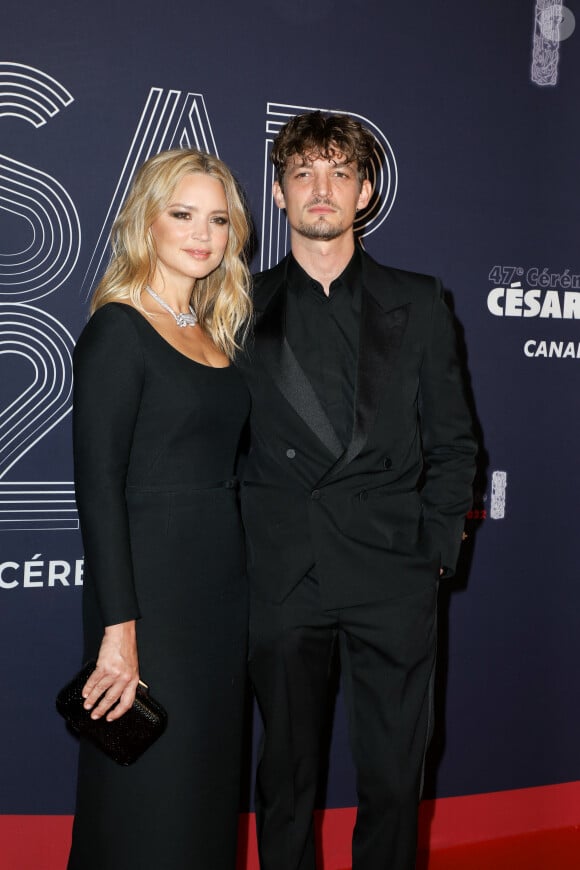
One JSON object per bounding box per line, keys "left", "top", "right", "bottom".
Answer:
{"left": 82, "top": 620, "right": 139, "bottom": 722}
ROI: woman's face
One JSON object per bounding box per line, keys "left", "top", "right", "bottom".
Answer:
{"left": 149, "top": 172, "right": 230, "bottom": 288}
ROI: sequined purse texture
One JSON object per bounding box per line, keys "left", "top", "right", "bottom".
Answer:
{"left": 56, "top": 660, "right": 168, "bottom": 765}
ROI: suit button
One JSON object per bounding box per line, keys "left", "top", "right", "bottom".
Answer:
{"left": 383, "top": 457, "right": 393, "bottom": 470}
{"left": 286, "top": 448, "right": 296, "bottom": 459}
{"left": 359, "top": 490, "right": 368, "bottom": 502}
{"left": 311, "top": 489, "right": 321, "bottom": 501}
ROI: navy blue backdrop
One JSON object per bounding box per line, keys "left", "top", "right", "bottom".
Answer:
{"left": 1, "top": 0, "right": 578, "bottom": 817}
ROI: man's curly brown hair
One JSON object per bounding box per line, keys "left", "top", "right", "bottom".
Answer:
{"left": 271, "top": 111, "right": 376, "bottom": 188}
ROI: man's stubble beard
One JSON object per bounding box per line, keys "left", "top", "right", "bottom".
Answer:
{"left": 295, "top": 219, "right": 345, "bottom": 241}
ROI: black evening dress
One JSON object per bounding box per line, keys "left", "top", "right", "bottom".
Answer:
{"left": 67, "top": 303, "right": 250, "bottom": 870}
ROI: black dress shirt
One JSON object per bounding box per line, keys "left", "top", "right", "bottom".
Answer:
{"left": 285, "top": 246, "right": 363, "bottom": 449}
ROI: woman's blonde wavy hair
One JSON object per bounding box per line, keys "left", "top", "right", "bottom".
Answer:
{"left": 90, "top": 148, "right": 252, "bottom": 358}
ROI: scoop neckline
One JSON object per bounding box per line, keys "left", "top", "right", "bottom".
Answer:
{"left": 110, "top": 302, "right": 232, "bottom": 370}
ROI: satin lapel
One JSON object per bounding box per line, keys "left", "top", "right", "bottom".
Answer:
{"left": 256, "top": 286, "right": 343, "bottom": 460}
{"left": 321, "top": 288, "right": 409, "bottom": 482}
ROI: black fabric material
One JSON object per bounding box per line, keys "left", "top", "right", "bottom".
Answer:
{"left": 237, "top": 247, "right": 477, "bottom": 869}
{"left": 239, "top": 249, "right": 477, "bottom": 609}
{"left": 68, "top": 304, "right": 250, "bottom": 870}
{"left": 249, "top": 575, "right": 438, "bottom": 870}
{"left": 285, "top": 248, "right": 362, "bottom": 448}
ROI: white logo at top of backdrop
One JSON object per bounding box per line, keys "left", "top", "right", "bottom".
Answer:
{"left": 260, "top": 103, "right": 398, "bottom": 271}
{"left": 531, "top": 1, "right": 576, "bottom": 85}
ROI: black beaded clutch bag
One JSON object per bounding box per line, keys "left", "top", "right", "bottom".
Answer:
{"left": 56, "top": 660, "right": 168, "bottom": 765}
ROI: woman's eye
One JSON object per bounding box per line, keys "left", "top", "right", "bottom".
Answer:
{"left": 171, "top": 211, "right": 190, "bottom": 219}
{"left": 211, "top": 216, "right": 229, "bottom": 225}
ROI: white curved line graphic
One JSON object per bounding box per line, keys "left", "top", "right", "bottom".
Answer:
{"left": 82, "top": 88, "right": 217, "bottom": 300}
{"left": 0, "top": 156, "right": 81, "bottom": 301}
{"left": 0, "top": 305, "right": 74, "bottom": 478}
{"left": 0, "top": 63, "right": 73, "bottom": 127}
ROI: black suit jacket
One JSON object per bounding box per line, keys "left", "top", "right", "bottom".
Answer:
{"left": 238, "top": 250, "right": 477, "bottom": 609}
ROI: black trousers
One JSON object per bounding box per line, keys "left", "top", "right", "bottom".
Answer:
{"left": 249, "top": 573, "right": 438, "bottom": 870}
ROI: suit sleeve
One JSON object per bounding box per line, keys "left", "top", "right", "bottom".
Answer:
{"left": 418, "top": 281, "right": 477, "bottom": 576}
{"left": 73, "top": 305, "right": 143, "bottom": 625}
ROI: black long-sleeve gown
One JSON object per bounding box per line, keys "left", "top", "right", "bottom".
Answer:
{"left": 67, "top": 303, "right": 250, "bottom": 869}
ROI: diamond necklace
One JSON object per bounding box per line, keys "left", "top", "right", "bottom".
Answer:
{"left": 146, "top": 285, "right": 198, "bottom": 328}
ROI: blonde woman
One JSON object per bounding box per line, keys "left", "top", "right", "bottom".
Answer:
{"left": 67, "top": 149, "right": 252, "bottom": 869}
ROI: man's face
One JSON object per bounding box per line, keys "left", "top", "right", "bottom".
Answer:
{"left": 273, "top": 152, "right": 372, "bottom": 243}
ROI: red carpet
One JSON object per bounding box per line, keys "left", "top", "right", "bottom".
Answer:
{"left": 1, "top": 782, "right": 579, "bottom": 869}
{"left": 0, "top": 819, "right": 578, "bottom": 869}
{"left": 417, "top": 827, "right": 580, "bottom": 870}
